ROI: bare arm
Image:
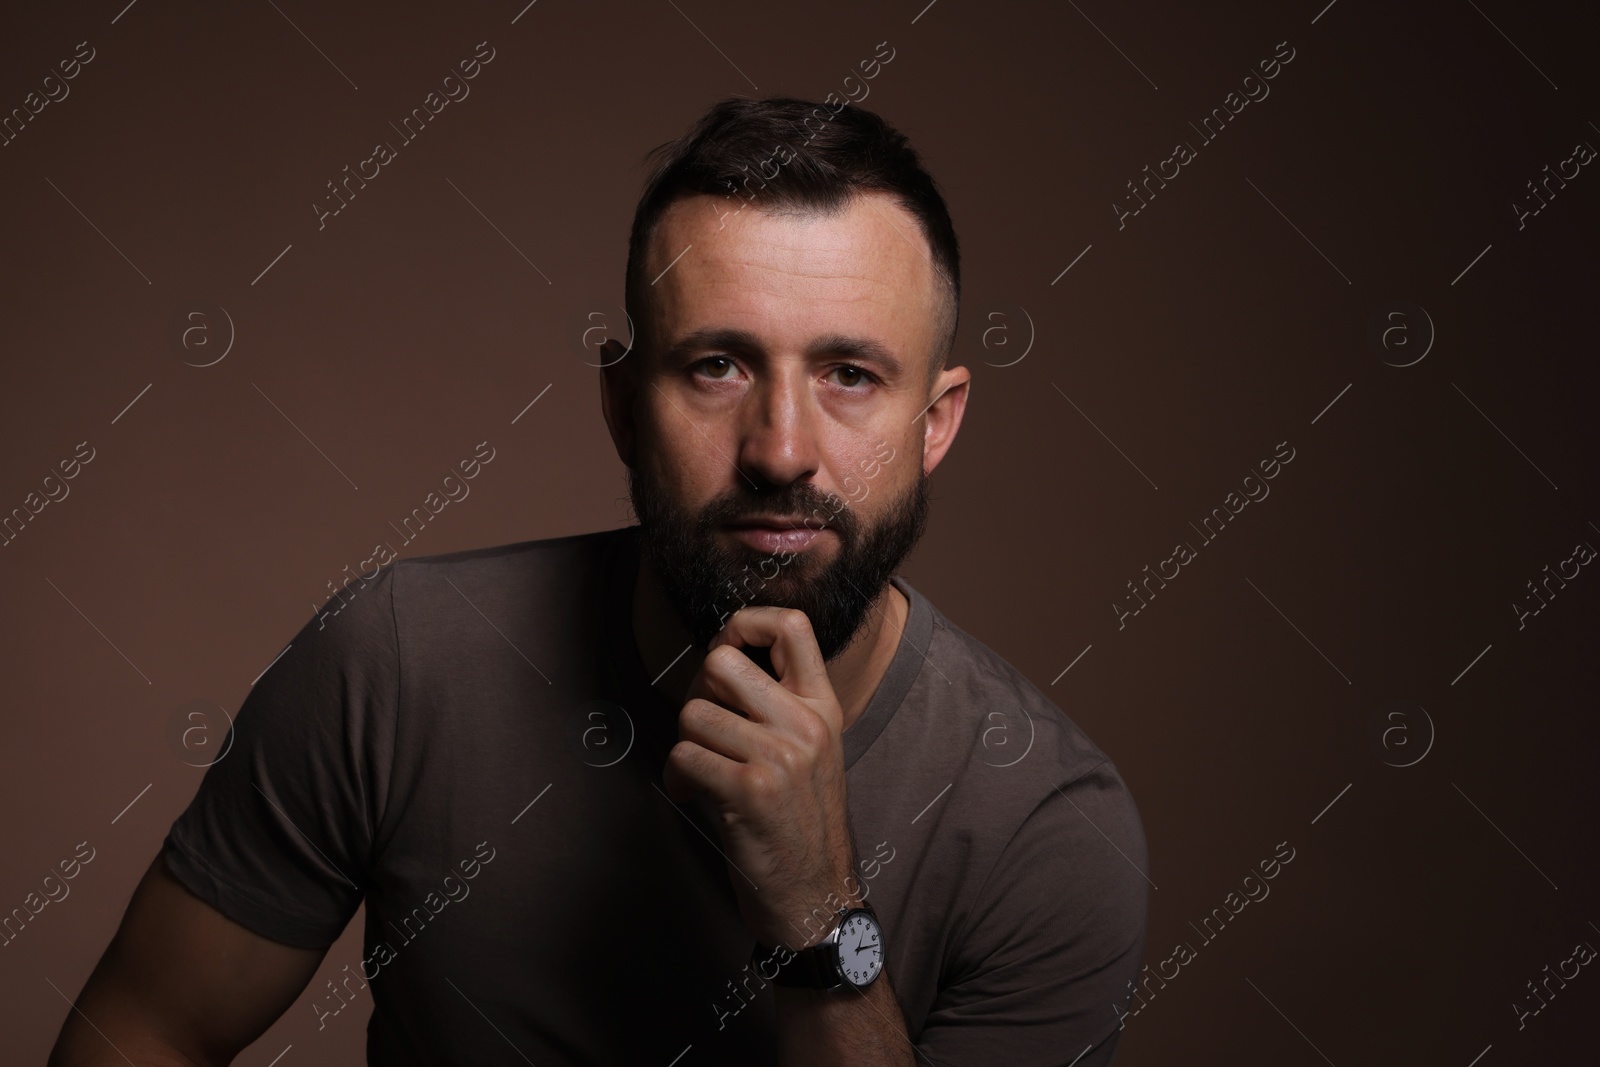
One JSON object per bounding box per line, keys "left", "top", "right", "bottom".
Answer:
{"left": 775, "top": 971, "right": 917, "bottom": 1067}
{"left": 48, "top": 850, "right": 329, "bottom": 1067}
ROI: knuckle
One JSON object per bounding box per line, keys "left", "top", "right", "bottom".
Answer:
{"left": 706, "top": 643, "right": 742, "bottom": 670}
{"left": 781, "top": 610, "right": 813, "bottom": 638}
{"left": 742, "top": 768, "right": 775, "bottom": 801}
{"left": 794, "top": 713, "right": 828, "bottom": 749}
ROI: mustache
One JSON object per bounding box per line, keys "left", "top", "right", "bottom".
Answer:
{"left": 701, "top": 485, "right": 859, "bottom": 537}
{"left": 626, "top": 461, "right": 929, "bottom": 660}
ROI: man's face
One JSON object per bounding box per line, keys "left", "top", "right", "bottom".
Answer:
{"left": 606, "top": 190, "right": 967, "bottom": 661}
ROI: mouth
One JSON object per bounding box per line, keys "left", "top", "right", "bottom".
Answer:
{"left": 727, "top": 515, "right": 818, "bottom": 531}
{"left": 723, "top": 518, "right": 833, "bottom": 553}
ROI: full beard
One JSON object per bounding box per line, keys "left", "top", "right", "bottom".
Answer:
{"left": 627, "top": 462, "right": 930, "bottom": 663}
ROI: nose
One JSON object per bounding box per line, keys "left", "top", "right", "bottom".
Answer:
{"left": 733, "top": 364, "right": 820, "bottom": 489}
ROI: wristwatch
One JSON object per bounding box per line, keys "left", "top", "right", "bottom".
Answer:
{"left": 751, "top": 902, "right": 885, "bottom": 991}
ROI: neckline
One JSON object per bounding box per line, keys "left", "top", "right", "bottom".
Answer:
{"left": 601, "top": 525, "right": 932, "bottom": 770}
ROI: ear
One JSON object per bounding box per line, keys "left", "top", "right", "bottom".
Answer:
{"left": 598, "top": 339, "right": 639, "bottom": 469}
{"left": 920, "top": 364, "right": 970, "bottom": 477}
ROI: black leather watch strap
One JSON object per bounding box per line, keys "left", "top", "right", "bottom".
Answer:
{"left": 754, "top": 937, "right": 838, "bottom": 988}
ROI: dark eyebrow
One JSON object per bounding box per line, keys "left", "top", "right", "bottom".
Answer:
{"left": 807, "top": 333, "right": 904, "bottom": 377}
{"left": 662, "top": 327, "right": 904, "bottom": 378}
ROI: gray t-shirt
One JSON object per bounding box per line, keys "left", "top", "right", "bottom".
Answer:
{"left": 163, "top": 524, "right": 1149, "bottom": 1064}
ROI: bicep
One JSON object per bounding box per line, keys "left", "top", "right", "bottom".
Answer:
{"left": 49, "top": 851, "right": 327, "bottom": 1067}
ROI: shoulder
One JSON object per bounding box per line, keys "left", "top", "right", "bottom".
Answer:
{"left": 380, "top": 527, "right": 626, "bottom": 620}
{"left": 901, "top": 585, "right": 1148, "bottom": 900}
{"left": 277, "top": 528, "right": 625, "bottom": 697}
{"left": 391, "top": 527, "right": 617, "bottom": 582}
{"left": 868, "top": 580, "right": 1148, "bottom": 887}
{"left": 920, "top": 593, "right": 1126, "bottom": 792}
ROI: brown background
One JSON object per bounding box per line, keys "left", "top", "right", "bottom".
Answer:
{"left": 2, "top": 0, "right": 1597, "bottom": 1063}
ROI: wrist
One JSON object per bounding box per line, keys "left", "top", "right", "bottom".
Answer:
{"left": 755, "top": 900, "right": 883, "bottom": 991}
{"left": 786, "top": 867, "right": 870, "bottom": 949}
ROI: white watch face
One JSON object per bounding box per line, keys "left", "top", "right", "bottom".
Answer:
{"left": 835, "top": 912, "right": 884, "bottom": 987}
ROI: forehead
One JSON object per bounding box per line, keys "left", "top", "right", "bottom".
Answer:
{"left": 644, "top": 190, "right": 939, "bottom": 363}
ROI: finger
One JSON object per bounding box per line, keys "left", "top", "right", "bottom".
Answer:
{"left": 678, "top": 696, "right": 770, "bottom": 763}
{"left": 687, "top": 644, "right": 789, "bottom": 726}
{"left": 708, "top": 606, "right": 832, "bottom": 706}
{"left": 659, "top": 755, "right": 696, "bottom": 804}
{"left": 663, "top": 737, "right": 740, "bottom": 807}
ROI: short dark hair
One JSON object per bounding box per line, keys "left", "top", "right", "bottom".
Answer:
{"left": 624, "top": 95, "right": 961, "bottom": 384}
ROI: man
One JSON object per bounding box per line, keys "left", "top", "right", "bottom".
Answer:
{"left": 51, "top": 96, "right": 1148, "bottom": 1066}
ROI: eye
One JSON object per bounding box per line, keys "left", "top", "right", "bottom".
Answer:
{"left": 693, "top": 356, "right": 740, "bottom": 380}
{"left": 829, "top": 364, "right": 877, "bottom": 388}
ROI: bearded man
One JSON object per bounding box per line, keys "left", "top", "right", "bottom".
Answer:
{"left": 52, "top": 95, "right": 1148, "bottom": 1067}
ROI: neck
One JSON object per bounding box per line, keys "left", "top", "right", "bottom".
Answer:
{"left": 632, "top": 546, "right": 909, "bottom": 731}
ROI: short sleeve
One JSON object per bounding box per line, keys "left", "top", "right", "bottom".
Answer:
{"left": 916, "top": 761, "right": 1150, "bottom": 1066}
{"left": 161, "top": 562, "right": 401, "bottom": 949}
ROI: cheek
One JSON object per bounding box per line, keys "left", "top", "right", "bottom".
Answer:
{"left": 641, "top": 414, "right": 723, "bottom": 505}
{"left": 640, "top": 405, "right": 692, "bottom": 469}
{"left": 830, "top": 436, "right": 906, "bottom": 512}
{"left": 853, "top": 435, "right": 905, "bottom": 482}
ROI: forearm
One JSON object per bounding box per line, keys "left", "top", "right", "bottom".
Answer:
{"left": 774, "top": 969, "right": 918, "bottom": 1067}
{"left": 49, "top": 1008, "right": 210, "bottom": 1067}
